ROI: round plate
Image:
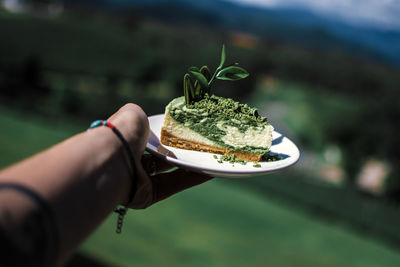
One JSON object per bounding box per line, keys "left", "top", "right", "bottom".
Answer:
{"left": 146, "top": 114, "right": 300, "bottom": 178}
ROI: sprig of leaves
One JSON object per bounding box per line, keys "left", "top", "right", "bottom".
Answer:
{"left": 184, "top": 44, "right": 249, "bottom": 105}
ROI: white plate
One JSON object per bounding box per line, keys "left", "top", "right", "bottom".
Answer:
{"left": 146, "top": 114, "right": 300, "bottom": 178}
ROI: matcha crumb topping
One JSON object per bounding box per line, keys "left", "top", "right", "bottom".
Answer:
{"left": 213, "top": 153, "right": 282, "bottom": 167}
{"left": 216, "top": 154, "right": 249, "bottom": 165}
{"left": 188, "top": 94, "right": 267, "bottom": 125}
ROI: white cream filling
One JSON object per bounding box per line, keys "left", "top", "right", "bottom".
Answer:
{"left": 218, "top": 122, "right": 274, "bottom": 148}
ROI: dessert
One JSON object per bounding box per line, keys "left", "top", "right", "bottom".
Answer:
{"left": 160, "top": 45, "right": 274, "bottom": 162}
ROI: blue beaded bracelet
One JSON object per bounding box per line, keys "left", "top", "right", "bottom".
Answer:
{"left": 88, "top": 120, "right": 137, "bottom": 233}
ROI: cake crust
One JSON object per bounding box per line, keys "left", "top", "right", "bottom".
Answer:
{"left": 161, "top": 128, "right": 263, "bottom": 162}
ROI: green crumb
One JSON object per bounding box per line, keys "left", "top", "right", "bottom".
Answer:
{"left": 262, "top": 153, "right": 282, "bottom": 162}
{"left": 189, "top": 94, "right": 267, "bottom": 126}
{"left": 213, "top": 152, "right": 281, "bottom": 166}
{"left": 236, "top": 159, "right": 248, "bottom": 165}
{"left": 213, "top": 154, "right": 249, "bottom": 165}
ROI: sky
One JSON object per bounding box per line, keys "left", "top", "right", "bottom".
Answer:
{"left": 228, "top": 0, "right": 400, "bottom": 31}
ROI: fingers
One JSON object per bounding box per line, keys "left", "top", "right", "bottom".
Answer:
{"left": 141, "top": 154, "right": 175, "bottom": 176}
{"left": 151, "top": 169, "right": 213, "bottom": 204}
{"left": 130, "top": 154, "right": 213, "bottom": 209}
{"left": 108, "top": 103, "right": 146, "bottom": 122}
{"left": 128, "top": 154, "right": 175, "bottom": 209}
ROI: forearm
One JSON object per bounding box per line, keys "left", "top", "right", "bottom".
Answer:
{"left": 0, "top": 103, "right": 211, "bottom": 266}
{"left": 0, "top": 126, "right": 132, "bottom": 265}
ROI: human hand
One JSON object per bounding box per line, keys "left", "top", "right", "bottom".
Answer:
{"left": 108, "top": 103, "right": 213, "bottom": 209}
{"left": 131, "top": 154, "right": 212, "bottom": 209}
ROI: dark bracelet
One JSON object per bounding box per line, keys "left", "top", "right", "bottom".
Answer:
{"left": 0, "top": 183, "right": 59, "bottom": 266}
{"left": 88, "top": 120, "right": 137, "bottom": 233}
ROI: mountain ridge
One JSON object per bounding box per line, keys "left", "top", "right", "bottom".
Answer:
{"left": 65, "top": 0, "right": 400, "bottom": 68}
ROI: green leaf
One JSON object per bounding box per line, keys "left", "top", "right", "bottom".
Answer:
{"left": 194, "top": 80, "right": 200, "bottom": 96}
{"left": 184, "top": 73, "right": 191, "bottom": 104}
{"left": 189, "top": 70, "right": 209, "bottom": 93}
{"left": 216, "top": 66, "right": 249, "bottom": 81}
{"left": 200, "top": 66, "right": 211, "bottom": 94}
{"left": 188, "top": 66, "right": 200, "bottom": 72}
{"left": 184, "top": 73, "right": 196, "bottom": 104}
{"left": 200, "top": 65, "right": 211, "bottom": 81}
{"left": 188, "top": 76, "right": 196, "bottom": 99}
{"left": 218, "top": 44, "right": 226, "bottom": 70}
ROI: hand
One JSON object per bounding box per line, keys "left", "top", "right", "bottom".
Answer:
{"left": 131, "top": 154, "right": 212, "bottom": 209}
{"left": 108, "top": 104, "right": 213, "bottom": 209}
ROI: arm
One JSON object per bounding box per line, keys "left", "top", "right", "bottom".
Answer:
{"left": 0, "top": 103, "right": 211, "bottom": 266}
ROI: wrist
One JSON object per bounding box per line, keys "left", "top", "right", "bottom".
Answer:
{"left": 86, "top": 119, "right": 141, "bottom": 233}
{"left": 86, "top": 126, "right": 132, "bottom": 206}
{"left": 107, "top": 103, "right": 150, "bottom": 158}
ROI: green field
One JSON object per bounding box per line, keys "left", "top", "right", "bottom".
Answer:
{"left": 1, "top": 109, "right": 400, "bottom": 267}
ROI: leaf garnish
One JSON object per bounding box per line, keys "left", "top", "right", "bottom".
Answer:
{"left": 189, "top": 70, "right": 209, "bottom": 91}
{"left": 200, "top": 65, "right": 211, "bottom": 82}
{"left": 184, "top": 44, "right": 249, "bottom": 105}
{"left": 183, "top": 73, "right": 191, "bottom": 105}
{"left": 218, "top": 44, "right": 226, "bottom": 69}
{"left": 216, "top": 65, "right": 249, "bottom": 81}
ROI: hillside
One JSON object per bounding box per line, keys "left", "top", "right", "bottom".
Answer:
{"left": 65, "top": 0, "right": 400, "bottom": 68}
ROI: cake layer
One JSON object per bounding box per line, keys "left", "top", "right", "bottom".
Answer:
{"left": 161, "top": 128, "right": 263, "bottom": 162}
{"left": 162, "top": 111, "right": 215, "bottom": 146}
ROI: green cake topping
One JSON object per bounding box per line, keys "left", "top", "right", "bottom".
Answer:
{"left": 169, "top": 95, "right": 269, "bottom": 132}
{"left": 189, "top": 94, "right": 267, "bottom": 125}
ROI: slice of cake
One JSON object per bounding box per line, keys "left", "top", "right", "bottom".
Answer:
{"left": 160, "top": 45, "right": 274, "bottom": 161}
{"left": 161, "top": 95, "right": 274, "bottom": 162}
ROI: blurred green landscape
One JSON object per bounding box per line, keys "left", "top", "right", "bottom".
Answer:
{"left": 1, "top": 2, "right": 400, "bottom": 266}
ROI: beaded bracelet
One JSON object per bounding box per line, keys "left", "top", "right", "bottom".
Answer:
{"left": 88, "top": 120, "right": 137, "bottom": 233}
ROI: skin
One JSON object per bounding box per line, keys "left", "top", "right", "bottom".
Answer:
{"left": 0, "top": 103, "right": 212, "bottom": 266}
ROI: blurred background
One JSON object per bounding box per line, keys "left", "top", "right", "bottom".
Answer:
{"left": 1, "top": 0, "right": 400, "bottom": 266}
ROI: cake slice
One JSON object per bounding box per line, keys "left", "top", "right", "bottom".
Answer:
{"left": 161, "top": 95, "right": 274, "bottom": 162}
{"left": 160, "top": 45, "right": 273, "bottom": 161}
